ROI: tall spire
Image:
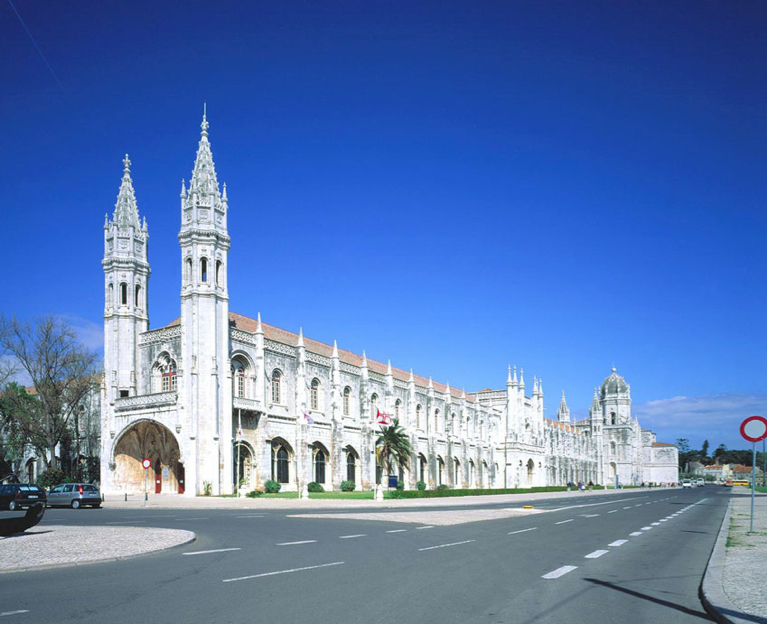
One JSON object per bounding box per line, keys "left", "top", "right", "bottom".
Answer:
{"left": 557, "top": 390, "right": 570, "bottom": 422}
{"left": 188, "top": 111, "right": 221, "bottom": 203}
{"left": 112, "top": 154, "right": 142, "bottom": 230}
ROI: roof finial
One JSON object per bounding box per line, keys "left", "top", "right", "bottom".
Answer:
{"left": 201, "top": 102, "right": 209, "bottom": 138}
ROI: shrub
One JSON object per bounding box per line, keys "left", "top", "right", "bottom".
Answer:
{"left": 264, "top": 480, "right": 281, "bottom": 493}
{"left": 416, "top": 480, "right": 427, "bottom": 491}
{"left": 436, "top": 484, "right": 449, "bottom": 491}
{"left": 340, "top": 480, "right": 356, "bottom": 492}
{"left": 202, "top": 480, "right": 212, "bottom": 496}
{"left": 37, "top": 468, "right": 66, "bottom": 489}
{"left": 307, "top": 481, "right": 324, "bottom": 493}
{"left": 396, "top": 480, "right": 404, "bottom": 491}
{"left": 245, "top": 490, "right": 263, "bottom": 498}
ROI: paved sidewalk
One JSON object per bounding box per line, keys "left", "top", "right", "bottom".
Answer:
{"left": 703, "top": 487, "right": 767, "bottom": 623}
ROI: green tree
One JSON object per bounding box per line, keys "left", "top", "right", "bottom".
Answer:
{"left": 375, "top": 418, "right": 413, "bottom": 484}
{"left": 701, "top": 439, "right": 709, "bottom": 462}
{"left": 0, "top": 315, "right": 98, "bottom": 470}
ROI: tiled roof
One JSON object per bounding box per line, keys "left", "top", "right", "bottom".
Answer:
{"left": 544, "top": 418, "right": 582, "bottom": 435}
{"left": 166, "top": 311, "right": 474, "bottom": 402}
{"left": 652, "top": 442, "right": 676, "bottom": 448}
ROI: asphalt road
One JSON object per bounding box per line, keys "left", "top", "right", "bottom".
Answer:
{"left": 0, "top": 487, "right": 728, "bottom": 623}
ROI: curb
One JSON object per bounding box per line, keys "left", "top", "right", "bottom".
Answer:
{"left": 700, "top": 501, "right": 766, "bottom": 624}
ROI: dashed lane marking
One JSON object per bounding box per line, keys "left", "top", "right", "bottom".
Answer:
{"left": 386, "top": 529, "right": 407, "bottom": 533}
{"left": 542, "top": 565, "right": 578, "bottom": 579}
{"left": 339, "top": 534, "right": 366, "bottom": 539}
{"left": 276, "top": 540, "right": 317, "bottom": 546}
{"left": 629, "top": 532, "right": 643, "bottom": 536}
{"left": 236, "top": 514, "right": 267, "bottom": 518}
{"left": 585, "top": 550, "right": 609, "bottom": 559}
{"left": 509, "top": 527, "right": 538, "bottom": 535}
{"left": 106, "top": 521, "right": 146, "bottom": 524}
{"left": 624, "top": 506, "right": 632, "bottom": 510}
{"left": 651, "top": 522, "right": 661, "bottom": 526}
{"left": 176, "top": 517, "right": 209, "bottom": 521}
{"left": 555, "top": 519, "right": 574, "bottom": 525}
{"left": 223, "top": 561, "right": 344, "bottom": 583}
{"left": 418, "top": 540, "right": 475, "bottom": 552}
{"left": 415, "top": 526, "right": 435, "bottom": 530}
{"left": 582, "top": 514, "right": 600, "bottom": 518}
{"left": 641, "top": 526, "right": 653, "bottom": 531}
{"left": 660, "top": 519, "right": 668, "bottom": 522}
{"left": 0, "top": 612, "right": 30, "bottom": 618}
{"left": 608, "top": 540, "right": 628, "bottom": 547}
{"left": 608, "top": 510, "right": 618, "bottom": 514}
{"left": 183, "top": 548, "right": 241, "bottom": 556}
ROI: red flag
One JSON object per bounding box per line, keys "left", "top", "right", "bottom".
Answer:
{"left": 376, "top": 408, "right": 392, "bottom": 426}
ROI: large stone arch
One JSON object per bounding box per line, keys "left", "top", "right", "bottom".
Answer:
{"left": 112, "top": 420, "right": 184, "bottom": 494}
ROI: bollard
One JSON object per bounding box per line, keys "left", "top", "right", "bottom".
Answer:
{"left": 124, "top": 492, "right": 127, "bottom": 502}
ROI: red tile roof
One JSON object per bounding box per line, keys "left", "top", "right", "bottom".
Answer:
{"left": 652, "top": 442, "right": 676, "bottom": 448}
{"left": 166, "top": 311, "right": 474, "bottom": 402}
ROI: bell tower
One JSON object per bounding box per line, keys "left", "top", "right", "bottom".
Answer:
{"left": 178, "top": 112, "right": 232, "bottom": 495}
{"left": 102, "top": 155, "right": 150, "bottom": 403}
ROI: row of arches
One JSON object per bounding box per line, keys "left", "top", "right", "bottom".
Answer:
{"left": 184, "top": 256, "right": 224, "bottom": 287}
{"left": 108, "top": 282, "right": 143, "bottom": 308}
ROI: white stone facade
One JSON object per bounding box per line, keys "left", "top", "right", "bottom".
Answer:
{"left": 99, "top": 116, "right": 678, "bottom": 496}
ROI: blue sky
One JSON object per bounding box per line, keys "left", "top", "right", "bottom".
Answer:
{"left": 1, "top": 1, "right": 765, "bottom": 451}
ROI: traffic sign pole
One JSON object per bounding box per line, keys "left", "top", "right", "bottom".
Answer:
{"left": 751, "top": 443, "right": 757, "bottom": 533}
{"left": 739, "top": 416, "right": 767, "bottom": 534}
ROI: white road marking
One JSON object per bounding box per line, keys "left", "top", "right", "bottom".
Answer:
{"left": 582, "top": 514, "right": 600, "bottom": 518}
{"left": 418, "top": 539, "right": 475, "bottom": 551}
{"left": 608, "top": 540, "right": 628, "bottom": 547}
{"left": 550, "top": 497, "right": 639, "bottom": 512}
{"left": 183, "top": 548, "right": 241, "bottom": 556}
{"left": 236, "top": 514, "right": 266, "bottom": 518}
{"left": 635, "top": 504, "right": 642, "bottom": 507}
{"left": 176, "top": 517, "right": 209, "bottom": 521}
{"left": 276, "top": 540, "right": 317, "bottom": 546}
{"left": 641, "top": 526, "right": 653, "bottom": 531}
{"left": 608, "top": 510, "right": 618, "bottom": 514}
{"left": 660, "top": 519, "right": 668, "bottom": 522}
{"left": 386, "top": 529, "right": 407, "bottom": 533}
{"left": 223, "top": 561, "right": 344, "bottom": 583}
{"left": 0, "top": 612, "right": 30, "bottom": 618}
{"left": 542, "top": 565, "right": 578, "bottom": 579}
{"left": 629, "top": 532, "right": 643, "bottom": 536}
{"left": 106, "top": 521, "right": 146, "bottom": 524}
{"left": 651, "top": 522, "right": 661, "bottom": 526}
{"left": 509, "top": 527, "right": 538, "bottom": 535}
{"left": 339, "top": 534, "right": 366, "bottom": 539}
{"left": 555, "top": 519, "right": 574, "bottom": 525}
{"left": 585, "top": 550, "right": 609, "bottom": 559}
{"left": 623, "top": 506, "right": 632, "bottom": 510}
{"left": 415, "top": 526, "right": 435, "bottom": 530}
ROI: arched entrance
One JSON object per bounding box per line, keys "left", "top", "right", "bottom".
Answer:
{"left": 527, "top": 459, "right": 535, "bottom": 486}
{"left": 234, "top": 442, "right": 254, "bottom": 491}
{"left": 114, "top": 421, "right": 183, "bottom": 494}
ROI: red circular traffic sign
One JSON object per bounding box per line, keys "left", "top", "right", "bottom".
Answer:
{"left": 142, "top": 458, "right": 152, "bottom": 469}
{"left": 740, "top": 416, "right": 767, "bottom": 443}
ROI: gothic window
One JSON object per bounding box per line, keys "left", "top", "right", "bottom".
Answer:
{"left": 310, "top": 378, "right": 320, "bottom": 411}
{"left": 343, "top": 387, "right": 351, "bottom": 416}
{"left": 134, "top": 284, "right": 141, "bottom": 308}
{"left": 314, "top": 446, "right": 326, "bottom": 483}
{"left": 438, "top": 457, "right": 445, "bottom": 486}
{"left": 271, "top": 441, "right": 290, "bottom": 484}
{"left": 434, "top": 409, "right": 440, "bottom": 433}
{"left": 185, "top": 258, "right": 192, "bottom": 283}
{"left": 232, "top": 359, "right": 247, "bottom": 398}
{"left": 161, "top": 360, "right": 177, "bottom": 392}
{"left": 271, "top": 370, "right": 282, "bottom": 404}
{"left": 346, "top": 447, "right": 357, "bottom": 483}
{"left": 200, "top": 258, "right": 208, "bottom": 283}
{"left": 416, "top": 404, "right": 422, "bottom": 429}
{"left": 216, "top": 260, "right": 222, "bottom": 286}
{"left": 394, "top": 399, "right": 401, "bottom": 420}
{"left": 610, "top": 441, "right": 616, "bottom": 456}
{"left": 154, "top": 353, "right": 178, "bottom": 393}
{"left": 610, "top": 412, "right": 617, "bottom": 425}
{"left": 454, "top": 458, "right": 461, "bottom": 485}
{"left": 119, "top": 282, "right": 127, "bottom": 306}
{"left": 419, "top": 454, "right": 427, "bottom": 483}
{"left": 108, "top": 283, "right": 114, "bottom": 306}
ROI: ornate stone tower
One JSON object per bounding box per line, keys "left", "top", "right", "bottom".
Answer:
{"left": 102, "top": 155, "right": 150, "bottom": 402}
{"left": 178, "top": 112, "right": 232, "bottom": 495}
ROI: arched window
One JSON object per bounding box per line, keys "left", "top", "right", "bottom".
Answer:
{"left": 134, "top": 284, "right": 141, "bottom": 308}
{"left": 232, "top": 360, "right": 246, "bottom": 398}
{"left": 434, "top": 409, "right": 440, "bottom": 433}
{"left": 394, "top": 399, "right": 401, "bottom": 420}
{"left": 343, "top": 387, "right": 351, "bottom": 416}
{"left": 438, "top": 457, "right": 445, "bottom": 486}
{"left": 185, "top": 257, "right": 192, "bottom": 283}
{"left": 419, "top": 454, "right": 427, "bottom": 483}
{"left": 610, "top": 412, "right": 617, "bottom": 425}
{"left": 454, "top": 458, "right": 461, "bottom": 485}
{"left": 200, "top": 257, "right": 208, "bottom": 283}
{"left": 108, "top": 283, "right": 114, "bottom": 306}
{"left": 610, "top": 441, "right": 617, "bottom": 456}
{"left": 416, "top": 404, "right": 422, "bottom": 429}
{"left": 120, "top": 282, "right": 127, "bottom": 306}
{"left": 346, "top": 447, "right": 357, "bottom": 483}
{"left": 314, "top": 447, "right": 326, "bottom": 483}
{"left": 310, "top": 378, "right": 320, "bottom": 411}
{"left": 271, "top": 370, "right": 282, "bottom": 404}
{"left": 158, "top": 357, "right": 177, "bottom": 392}
{"left": 271, "top": 442, "right": 290, "bottom": 484}
{"left": 216, "top": 260, "right": 222, "bottom": 286}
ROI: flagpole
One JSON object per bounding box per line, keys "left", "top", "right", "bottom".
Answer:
{"left": 236, "top": 409, "right": 242, "bottom": 496}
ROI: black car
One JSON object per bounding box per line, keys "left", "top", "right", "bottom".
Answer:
{"left": 0, "top": 484, "right": 47, "bottom": 511}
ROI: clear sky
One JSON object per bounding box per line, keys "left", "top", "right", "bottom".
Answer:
{"left": 1, "top": 1, "right": 765, "bottom": 451}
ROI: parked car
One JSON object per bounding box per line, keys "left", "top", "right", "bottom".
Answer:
{"left": 696, "top": 479, "right": 705, "bottom": 487}
{"left": 681, "top": 479, "right": 693, "bottom": 488}
{"left": 47, "top": 483, "right": 101, "bottom": 509}
{"left": 0, "top": 483, "right": 47, "bottom": 510}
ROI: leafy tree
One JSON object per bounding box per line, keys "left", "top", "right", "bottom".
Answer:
{"left": 701, "top": 439, "right": 709, "bottom": 460}
{"left": 675, "top": 438, "right": 697, "bottom": 470}
{"left": 0, "top": 315, "right": 98, "bottom": 470}
{"left": 375, "top": 418, "right": 413, "bottom": 483}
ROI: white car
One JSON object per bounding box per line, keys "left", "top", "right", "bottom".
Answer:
{"left": 681, "top": 479, "right": 693, "bottom": 488}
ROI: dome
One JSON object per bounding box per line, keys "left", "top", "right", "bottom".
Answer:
{"left": 600, "top": 367, "right": 630, "bottom": 398}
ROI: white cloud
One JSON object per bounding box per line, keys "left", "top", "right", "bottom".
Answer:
{"left": 634, "top": 393, "right": 767, "bottom": 451}
{"left": 56, "top": 315, "right": 104, "bottom": 352}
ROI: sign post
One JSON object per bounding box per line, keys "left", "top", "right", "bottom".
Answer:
{"left": 739, "top": 416, "right": 767, "bottom": 533}
{"left": 142, "top": 458, "right": 152, "bottom": 507}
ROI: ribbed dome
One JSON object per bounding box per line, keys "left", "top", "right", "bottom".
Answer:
{"left": 600, "top": 367, "right": 630, "bottom": 397}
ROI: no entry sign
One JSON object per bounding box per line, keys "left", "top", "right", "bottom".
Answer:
{"left": 740, "top": 416, "right": 767, "bottom": 443}
{"left": 142, "top": 458, "right": 152, "bottom": 469}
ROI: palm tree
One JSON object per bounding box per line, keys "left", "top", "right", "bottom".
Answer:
{"left": 375, "top": 418, "right": 413, "bottom": 484}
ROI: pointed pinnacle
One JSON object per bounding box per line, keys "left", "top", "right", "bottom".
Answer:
{"left": 123, "top": 154, "right": 131, "bottom": 174}
{"left": 332, "top": 340, "right": 339, "bottom": 358}
{"left": 297, "top": 327, "right": 304, "bottom": 347}
{"left": 507, "top": 365, "right": 512, "bottom": 384}
{"left": 408, "top": 369, "right": 414, "bottom": 383}
{"left": 256, "top": 312, "right": 263, "bottom": 333}
{"left": 361, "top": 350, "right": 367, "bottom": 367}
{"left": 222, "top": 182, "right": 228, "bottom": 201}
{"left": 428, "top": 376, "right": 433, "bottom": 389}
{"left": 386, "top": 360, "right": 392, "bottom": 375}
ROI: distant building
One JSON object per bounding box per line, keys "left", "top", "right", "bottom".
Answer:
{"left": 99, "top": 115, "right": 678, "bottom": 495}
